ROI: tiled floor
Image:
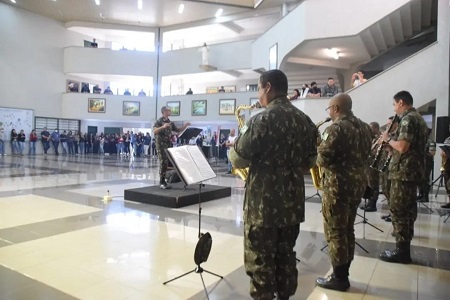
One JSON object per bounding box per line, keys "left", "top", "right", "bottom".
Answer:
{"left": 0, "top": 154, "right": 449, "bottom": 300}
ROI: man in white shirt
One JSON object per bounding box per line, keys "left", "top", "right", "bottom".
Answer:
{"left": 226, "top": 129, "right": 237, "bottom": 174}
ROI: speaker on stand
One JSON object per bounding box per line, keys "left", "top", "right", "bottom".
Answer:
{"left": 436, "top": 116, "right": 450, "bottom": 143}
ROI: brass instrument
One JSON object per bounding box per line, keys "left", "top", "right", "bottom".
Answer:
{"left": 231, "top": 101, "right": 261, "bottom": 181}
{"left": 370, "top": 115, "right": 399, "bottom": 170}
{"left": 310, "top": 117, "right": 332, "bottom": 190}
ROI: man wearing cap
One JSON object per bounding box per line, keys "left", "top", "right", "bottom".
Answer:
{"left": 153, "top": 106, "right": 190, "bottom": 189}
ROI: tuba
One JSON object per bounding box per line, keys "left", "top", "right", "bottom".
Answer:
{"left": 231, "top": 101, "right": 261, "bottom": 181}
{"left": 310, "top": 117, "right": 332, "bottom": 190}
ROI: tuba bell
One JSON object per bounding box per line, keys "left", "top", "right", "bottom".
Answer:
{"left": 310, "top": 117, "right": 331, "bottom": 190}
{"left": 231, "top": 101, "right": 261, "bottom": 181}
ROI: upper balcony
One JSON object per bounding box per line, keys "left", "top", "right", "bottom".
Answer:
{"left": 64, "top": 47, "right": 158, "bottom": 77}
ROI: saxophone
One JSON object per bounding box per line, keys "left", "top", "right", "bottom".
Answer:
{"left": 231, "top": 101, "right": 261, "bottom": 181}
{"left": 310, "top": 117, "right": 332, "bottom": 190}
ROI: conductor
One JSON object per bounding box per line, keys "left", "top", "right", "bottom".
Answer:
{"left": 153, "top": 106, "right": 190, "bottom": 189}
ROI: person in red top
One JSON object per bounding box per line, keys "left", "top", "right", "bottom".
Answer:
{"left": 29, "top": 129, "right": 38, "bottom": 155}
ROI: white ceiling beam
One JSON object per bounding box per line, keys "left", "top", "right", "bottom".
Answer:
{"left": 286, "top": 57, "right": 350, "bottom": 70}
{"left": 220, "top": 21, "right": 244, "bottom": 34}
{"left": 161, "top": 6, "right": 280, "bottom": 32}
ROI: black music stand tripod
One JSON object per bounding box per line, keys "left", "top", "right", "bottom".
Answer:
{"left": 306, "top": 189, "right": 322, "bottom": 201}
{"left": 320, "top": 187, "right": 380, "bottom": 254}
{"left": 433, "top": 172, "right": 444, "bottom": 198}
{"left": 163, "top": 183, "right": 223, "bottom": 299}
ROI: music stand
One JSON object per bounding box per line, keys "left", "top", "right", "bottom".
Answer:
{"left": 178, "top": 126, "right": 203, "bottom": 143}
{"left": 320, "top": 187, "right": 376, "bottom": 254}
{"left": 306, "top": 189, "right": 322, "bottom": 202}
{"left": 354, "top": 187, "right": 384, "bottom": 251}
{"left": 163, "top": 146, "right": 223, "bottom": 299}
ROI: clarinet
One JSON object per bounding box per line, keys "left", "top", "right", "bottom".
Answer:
{"left": 370, "top": 115, "right": 399, "bottom": 169}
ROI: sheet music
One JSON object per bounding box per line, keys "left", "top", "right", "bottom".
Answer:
{"left": 167, "top": 146, "right": 216, "bottom": 185}
{"left": 186, "top": 145, "right": 216, "bottom": 181}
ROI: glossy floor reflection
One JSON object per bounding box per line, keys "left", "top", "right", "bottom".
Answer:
{"left": 0, "top": 154, "right": 449, "bottom": 300}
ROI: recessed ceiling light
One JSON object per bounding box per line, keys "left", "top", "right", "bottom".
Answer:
{"left": 138, "top": 0, "right": 143, "bottom": 10}
{"left": 326, "top": 48, "right": 340, "bottom": 60}
{"left": 178, "top": 4, "right": 185, "bottom": 14}
{"left": 11, "top": 0, "right": 16, "bottom": 4}
{"left": 95, "top": 0, "right": 100, "bottom": 6}
{"left": 215, "top": 8, "right": 223, "bottom": 18}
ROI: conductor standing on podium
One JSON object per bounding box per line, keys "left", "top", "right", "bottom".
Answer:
{"left": 153, "top": 106, "right": 190, "bottom": 189}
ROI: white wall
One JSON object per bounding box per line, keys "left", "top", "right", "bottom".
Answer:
{"left": 159, "top": 40, "right": 253, "bottom": 77}
{"left": 159, "top": 91, "right": 258, "bottom": 122}
{"left": 62, "top": 93, "right": 156, "bottom": 123}
{"left": 0, "top": 2, "right": 93, "bottom": 118}
{"left": 64, "top": 47, "right": 158, "bottom": 77}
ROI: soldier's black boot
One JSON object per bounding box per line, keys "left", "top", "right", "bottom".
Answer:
{"left": 379, "top": 241, "right": 411, "bottom": 264}
{"left": 316, "top": 264, "right": 350, "bottom": 292}
{"left": 159, "top": 177, "right": 172, "bottom": 190}
{"left": 417, "top": 186, "right": 430, "bottom": 202}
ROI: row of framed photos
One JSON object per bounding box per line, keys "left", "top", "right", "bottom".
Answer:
{"left": 88, "top": 98, "right": 140, "bottom": 116}
{"left": 167, "top": 98, "right": 259, "bottom": 116}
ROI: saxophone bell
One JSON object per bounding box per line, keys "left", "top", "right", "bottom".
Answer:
{"left": 310, "top": 117, "right": 332, "bottom": 190}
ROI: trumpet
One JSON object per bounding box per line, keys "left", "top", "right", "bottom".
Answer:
{"left": 370, "top": 115, "right": 399, "bottom": 170}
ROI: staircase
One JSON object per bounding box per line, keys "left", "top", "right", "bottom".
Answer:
{"left": 252, "top": 0, "right": 436, "bottom": 91}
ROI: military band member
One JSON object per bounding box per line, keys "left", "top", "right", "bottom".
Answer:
{"left": 379, "top": 91, "right": 428, "bottom": 264}
{"left": 361, "top": 121, "right": 381, "bottom": 212}
{"left": 229, "top": 70, "right": 317, "bottom": 300}
{"left": 417, "top": 129, "right": 436, "bottom": 202}
{"left": 153, "top": 106, "right": 190, "bottom": 189}
{"left": 441, "top": 137, "right": 450, "bottom": 209}
{"left": 315, "top": 93, "right": 372, "bottom": 291}
{"left": 380, "top": 116, "right": 398, "bottom": 222}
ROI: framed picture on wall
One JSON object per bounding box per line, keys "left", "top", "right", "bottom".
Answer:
{"left": 206, "top": 87, "right": 219, "bottom": 94}
{"left": 88, "top": 98, "right": 106, "bottom": 113}
{"left": 219, "top": 99, "right": 236, "bottom": 115}
{"left": 223, "top": 86, "right": 236, "bottom": 93}
{"left": 167, "top": 101, "right": 180, "bottom": 116}
{"left": 192, "top": 100, "right": 207, "bottom": 116}
{"left": 67, "top": 80, "right": 80, "bottom": 93}
{"left": 123, "top": 101, "right": 140, "bottom": 116}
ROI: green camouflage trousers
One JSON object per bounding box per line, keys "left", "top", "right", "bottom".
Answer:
{"left": 322, "top": 194, "right": 360, "bottom": 267}
{"left": 156, "top": 142, "right": 170, "bottom": 178}
{"left": 244, "top": 223, "right": 300, "bottom": 300}
{"left": 381, "top": 172, "right": 391, "bottom": 205}
{"left": 389, "top": 180, "right": 418, "bottom": 243}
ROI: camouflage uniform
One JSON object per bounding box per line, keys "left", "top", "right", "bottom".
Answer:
{"left": 230, "top": 97, "right": 317, "bottom": 300}
{"left": 388, "top": 108, "right": 428, "bottom": 243}
{"left": 316, "top": 112, "right": 371, "bottom": 267}
{"left": 153, "top": 117, "right": 178, "bottom": 179}
{"left": 418, "top": 138, "right": 436, "bottom": 199}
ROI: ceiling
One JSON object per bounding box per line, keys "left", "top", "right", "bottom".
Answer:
{"left": 1, "top": 0, "right": 300, "bottom": 27}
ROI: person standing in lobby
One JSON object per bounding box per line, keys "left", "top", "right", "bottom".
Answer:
{"left": 0, "top": 127, "right": 4, "bottom": 156}
{"left": 225, "top": 129, "right": 237, "bottom": 174}
{"left": 51, "top": 128, "right": 60, "bottom": 155}
{"left": 29, "top": 129, "right": 37, "bottom": 155}
{"left": 41, "top": 127, "right": 50, "bottom": 155}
